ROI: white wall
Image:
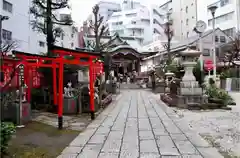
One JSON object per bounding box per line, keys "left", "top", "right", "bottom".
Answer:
{"left": 171, "top": 0, "right": 198, "bottom": 40}
{"left": 1, "top": 0, "right": 32, "bottom": 53}
{"left": 1, "top": 0, "right": 78, "bottom": 54}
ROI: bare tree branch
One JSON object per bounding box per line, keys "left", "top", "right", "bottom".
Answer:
{"left": 51, "top": 0, "right": 68, "bottom": 10}
{"left": 51, "top": 13, "right": 73, "bottom": 25}
{"left": 32, "top": 0, "right": 47, "bottom": 9}
{"left": 88, "top": 4, "right": 108, "bottom": 52}
{"left": 221, "top": 32, "right": 240, "bottom": 66}
{"left": 30, "top": 20, "right": 46, "bottom": 34}
{"left": 1, "top": 40, "right": 19, "bottom": 54}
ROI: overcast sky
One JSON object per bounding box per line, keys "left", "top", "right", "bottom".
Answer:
{"left": 70, "top": 0, "right": 168, "bottom": 27}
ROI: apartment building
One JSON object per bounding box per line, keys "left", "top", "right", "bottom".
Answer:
{"left": 197, "top": 0, "right": 240, "bottom": 37}
{"left": 170, "top": 0, "right": 198, "bottom": 40}
{"left": 107, "top": 0, "right": 166, "bottom": 45}
{"left": 85, "top": 1, "right": 121, "bottom": 35}
{"left": 1, "top": 0, "right": 78, "bottom": 54}
{"left": 1, "top": 0, "right": 32, "bottom": 53}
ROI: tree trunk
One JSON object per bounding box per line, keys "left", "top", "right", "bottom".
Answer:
{"left": 46, "top": 0, "right": 54, "bottom": 55}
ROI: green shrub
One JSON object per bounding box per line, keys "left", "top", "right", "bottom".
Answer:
{"left": 220, "top": 70, "right": 230, "bottom": 79}
{"left": 205, "top": 85, "right": 233, "bottom": 105}
{"left": 0, "top": 122, "right": 16, "bottom": 155}
{"left": 193, "top": 61, "right": 205, "bottom": 86}
{"left": 208, "top": 78, "right": 215, "bottom": 85}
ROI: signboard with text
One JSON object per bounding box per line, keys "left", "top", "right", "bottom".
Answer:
{"left": 204, "top": 60, "right": 213, "bottom": 71}
{"left": 18, "top": 64, "right": 25, "bottom": 86}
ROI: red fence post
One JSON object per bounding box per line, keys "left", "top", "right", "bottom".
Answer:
{"left": 26, "top": 65, "right": 31, "bottom": 102}
{"left": 53, "top": 63, "right": 57, "bottom": 106}
{"left": 58, "top": 60, "right": 64, "bottom": 129}
{"left": 89, "top": 59, "right": 95, "bottom": 120}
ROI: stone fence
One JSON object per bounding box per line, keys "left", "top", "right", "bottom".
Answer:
{"left": 220, "top": 78, "right": 240, "bottom": 92}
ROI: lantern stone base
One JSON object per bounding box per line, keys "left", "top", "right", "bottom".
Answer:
{"left": 1, "top": 102, "right": 31, "bottom": 125}
{"left": 160, "top": 94, "right": 208, "bottom": 109}
{"left": 81, "top": 99, "right": 99, "bottom": 113}
{"left": 178, "top": 88, "right": 203, "bottom": 95}
{"left": 63, "top": 97, "right": 77, "bottom": 115}
{"left": 176, "top": 95, "right": 208, "bottom": 108}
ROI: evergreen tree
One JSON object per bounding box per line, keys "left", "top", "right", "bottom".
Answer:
{"left": 30, "top": 0, "right": 73, "bottom": 54}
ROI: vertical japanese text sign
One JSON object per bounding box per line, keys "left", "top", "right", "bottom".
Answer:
{"left": 18, "top": 64, "right": 25, "bottom": 86}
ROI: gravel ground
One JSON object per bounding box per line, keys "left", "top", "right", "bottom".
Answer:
{"left": 154, "top": 92, "right": 240, "bottom": 157}
{"left": 168, "top": 92, "right": 240, "bottom": 157}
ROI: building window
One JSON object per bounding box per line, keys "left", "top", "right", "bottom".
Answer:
{"left": 208, "top": 20, "right": 212, "bottom": 26}
{"left": 3, "top": 0, "right": 12, "bottom": 13}
{"left": 223, "top": 28, "right": 235, "bottom": 37}
{"left": 187, "top": 31, "right": 189, "bottom": 37}
{"left": 61, "top": 42, "right": 64, "bottom": 47}
{"left": 71, "top": 43, "right": 74, "bottom": 47}
{"left": 215, "top": 36, "right": 219, "bottom": 42}
{"left": 71, "top": 34, "right": 74, "bottom": 38}
{"left": 186, "top": 19, "right": 189, "bottom": 25}
{"left": 131, "top": 21, "right": 136, "bottom": 24}
{"left": 203, "top": 49, "right": 210, "bottom": 56}
{"left": 220, "top": 36, "right": 226, "bottom": 43}
{"left": 61, "top": 34, "right": 64, "bottom": 40}
{"left": 2, "top": 29, "right": 12, "bottom": 40}
{"left": 192, "top": 16, "right": 195, "bottom": 19}
{"left": 125, "top": 13, "right": 137, "bottom": 17}
{"left": 216, "top": 48, "right": 220, "bottom": 57}
{"left": 185, "top": 6, "right": 188, "bottom": 13}
{"left": 208, "top": 12, "right": 234, "bottom": 26}
{"left": 220, "top": 0, "right": 229, "bottom": 7}
{"left": 71, "top": 27, "right": 76, "bottom": 34}
{"left": 112, "top": 21, "right": 123, "bottom": 25}
{"left": 39, "top": 41, "right": 45, "bottom": 47}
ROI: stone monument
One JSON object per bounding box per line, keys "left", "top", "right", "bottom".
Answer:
{"left": 63, "top": 81, "right": 77, "bottom": 114}
{"left": 176, "top": 48, "right": 207, "bottom": 108}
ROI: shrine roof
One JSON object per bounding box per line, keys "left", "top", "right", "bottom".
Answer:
{"left": 53, "top": 46, "right": 101, "bottom": 56}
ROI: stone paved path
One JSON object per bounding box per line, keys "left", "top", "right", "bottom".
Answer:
{"left": 58, "top": 90, "right": 224, "bottom": 158}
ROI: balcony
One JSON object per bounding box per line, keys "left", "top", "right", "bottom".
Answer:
{"left": 153, "top": 23, "right": 164, "bottom": 33}
{"left": 126, "top": 24, "right": 145, "bottom": 29}
{"left": 131, "top": 34, "right": 144, "bottom": 39}
{"left": 110, "top": 25, "right": 124, "bottom": 31}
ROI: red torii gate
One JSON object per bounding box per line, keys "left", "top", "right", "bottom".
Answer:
{"left": 13, "top": 46, "right": 102, "bottom": 129}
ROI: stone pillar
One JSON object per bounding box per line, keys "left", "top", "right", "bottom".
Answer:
{"left": 165, "top": 71, "right": 174, "bottom": 94}
{"left": 137, "top": 59, "right": 140, "bottom": 73}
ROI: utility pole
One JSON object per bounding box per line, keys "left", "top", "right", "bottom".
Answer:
{"left": 164, "top": 11, "right": 173, "bottom": 65}
{"left": 208, "top": 5, "right": 218, "bottom": 80}
{"left": 236, "top": 0, "right": 240, "bottom": 32}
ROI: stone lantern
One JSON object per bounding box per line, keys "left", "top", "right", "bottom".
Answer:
{"left": 180, "top": 48, "right": 201, "bottom": 90}
{"left": 177, "top": 48, "right": 205, "bottom": 106}
{"left": 165, "top": 71, "right": 174, "bottom": 94}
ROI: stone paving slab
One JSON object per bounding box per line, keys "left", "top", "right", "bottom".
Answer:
{"left": 58, "top": 90, "right": 224, "bottom": 158}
